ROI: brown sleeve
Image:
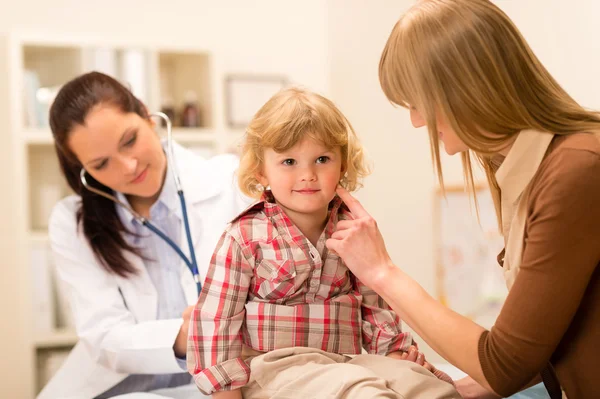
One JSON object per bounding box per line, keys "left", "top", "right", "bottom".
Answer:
{"left": 478, "top": 149, "right": 600, "bottom": 397}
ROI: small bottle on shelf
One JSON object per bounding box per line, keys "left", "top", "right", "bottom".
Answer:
{"left": 160, "top": 96, "right": 176, "bottom": 127}
{"left": 180, "top": 91, "right": 201, "bottom": 128}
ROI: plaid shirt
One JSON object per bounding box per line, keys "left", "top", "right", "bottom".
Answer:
{"left": 187, "top": 193, "right": 412, "bottom": 394}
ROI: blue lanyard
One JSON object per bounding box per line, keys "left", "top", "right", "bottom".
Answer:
{"left": 141, "top": 190, "right": 201, "bottom": 295}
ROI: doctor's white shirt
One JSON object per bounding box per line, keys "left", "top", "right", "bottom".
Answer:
{"left": 99, "top": 161, "right": 192, "bottom": 398}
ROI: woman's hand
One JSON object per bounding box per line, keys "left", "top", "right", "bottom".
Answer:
{"left": 173, "top": 305, "right": 194, "bottom": 358}
{"left": 326, "top": 186, "right": 395, "bottom": 289}
{"left": 455, "top": 376, "right": 501, "bottom": 399}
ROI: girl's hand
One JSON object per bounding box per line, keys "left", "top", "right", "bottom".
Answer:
{"left": 388, "top": 346, "right": 456, "bottom": 386}
{"left": 326, "top": 186, "right": 395, "bottom": 289}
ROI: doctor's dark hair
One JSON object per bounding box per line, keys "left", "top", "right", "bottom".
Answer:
{"left": 49, "top": 71, "right": 150, "bottom": 277}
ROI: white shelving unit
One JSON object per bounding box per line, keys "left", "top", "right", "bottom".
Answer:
{"left": 0, "top": 33, "right": 246, "bottom": 397}
{"left": 23, "top": 126, "right": 224, "bottom": 146}
{"left": 34, "top": 328, "right": 78, "bottom": 349}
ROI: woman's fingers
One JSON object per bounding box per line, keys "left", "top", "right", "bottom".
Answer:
{"left": 433, "top": 368, "right": 456, "bottom": 386}
{"left": 330, "top": 230, "right": 350, "bottom": 240}
{"left": 336, "top": 186, "right": 370, "bottom": 219}
{"left": 335, "top": 220, "right": 354, "bottom": 231}
{"left": 326, "top": 188, "right": 393, "bottom": 289}
{"left": 422, "top": 362, "right": 456, "bottom": 387}
{"left": 423, "top": 361, "right": 434, "bottom": 372}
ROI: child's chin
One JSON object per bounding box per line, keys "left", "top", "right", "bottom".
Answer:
{"left": 291, "top": 202, "right": 329, "bottom": 214}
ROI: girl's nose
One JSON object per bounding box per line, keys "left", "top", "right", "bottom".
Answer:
{"left": 300, "top": 167, "right": 317, "bottom": 181}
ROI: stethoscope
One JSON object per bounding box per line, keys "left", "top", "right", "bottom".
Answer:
{"left": 79, "top": 112, "right": 201, "bottom": 295}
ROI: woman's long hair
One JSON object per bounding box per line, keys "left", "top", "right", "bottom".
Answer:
{"left": 49, "top": 71, "right": 150, "bottom": 276}
{"left": 379, "top": 0, "right": 600, "bottom": 230}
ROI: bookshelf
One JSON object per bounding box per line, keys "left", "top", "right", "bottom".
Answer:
{"left": 0, "top": 33, "right": 245, "bottom": 395}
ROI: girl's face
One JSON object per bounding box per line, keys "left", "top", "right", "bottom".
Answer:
{"left": 410, "top": 106, "right": 469, "bottom": 155}
{"left": 68, "top": 105, "right": 167, "bottom": 199}
{"left": 258, "top": 136, "right": 343, "bottom": 222}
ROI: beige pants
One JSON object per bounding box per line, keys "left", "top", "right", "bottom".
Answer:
{"left": 242, "top": 347, "right": 460, "bottom": 399}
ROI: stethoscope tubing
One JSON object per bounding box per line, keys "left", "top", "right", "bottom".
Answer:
{"left": 79, "top": 112, "right": 201, "bottom": 295}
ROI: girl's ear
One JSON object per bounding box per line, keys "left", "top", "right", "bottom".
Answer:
{"left": 338, "top": 162, "right": 348, "bottom": 188}
{"left": 255, "top": 170, "right": 269, "bottom": 188}
{"left": 340, "top": 161, "right": 348, "bottom": 176}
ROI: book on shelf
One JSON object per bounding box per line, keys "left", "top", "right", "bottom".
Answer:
{"left": 50, "top": 258, "right": 75, "bottom": 330}
{"left": 30, "top": 240, "right": 55, "bottom": 333}
{"left": 23, "top": 69, "right": 60, "bottom": 129}
{"left": 30, "top": 238, "right": 76, "bottom": 334}
{"left": 23, "top": 70, "right": 44, "bottom": 128}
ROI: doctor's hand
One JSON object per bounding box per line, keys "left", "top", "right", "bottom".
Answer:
{"left": 326, "top": 187, "right": 395, "bottom": 290}
{"left": 173, "top": 305, "right": 194, "bottom": 358}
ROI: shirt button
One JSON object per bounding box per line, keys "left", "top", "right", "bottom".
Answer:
{"left": 310, "top": 280, "right": 318, "bottom": 287}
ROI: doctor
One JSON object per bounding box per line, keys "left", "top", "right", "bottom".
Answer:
{"left": 38, "top": 72, "right": 251, "bottom": 399}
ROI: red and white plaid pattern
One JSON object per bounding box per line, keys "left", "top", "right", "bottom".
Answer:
{"left": 187, "top": 192, "right": 412, "bottom": 394}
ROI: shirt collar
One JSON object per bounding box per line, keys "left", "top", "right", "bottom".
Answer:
{"left": 258, "top": 190, "right": 346, "bottom": 236}
{"left": 495, "top": 129, "right": 554, "bottom": 231}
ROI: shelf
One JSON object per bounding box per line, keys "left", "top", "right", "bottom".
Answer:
{"left": 28, "top": 146, "right": 69, "bottom": 231}
{"left": 158, "top": 52, "right": 213, "bottom": 128}
{"left": 29, "top": 230, "right": 49, "bottom": 242}
{"left": 171, "top": 128, "right": 216, "bottom": 145}
{"left": 23, "top": 128, "right": 53, "bottom": 145}
{"left": 23, "top": 127, "right": 221, "bottom": 146}
{"left": 9, "top": 36, "right": 234, "bottom": 398}
{"left": 34, "top": 329, "right": 78, "bottom": 349}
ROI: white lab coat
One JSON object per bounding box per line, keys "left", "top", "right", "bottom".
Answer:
{"left": 37, "top": 143, "right": 252, "bottom": 399}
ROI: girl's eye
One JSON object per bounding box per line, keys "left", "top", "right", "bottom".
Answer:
{"left": 316, "top": 156, "right": 330, "bottom": 164}
{"left": 282, "top": 159, "right": 296, "bottom": 166}
{"left": 93, "top": 160, "right": 108, "bottom": 171}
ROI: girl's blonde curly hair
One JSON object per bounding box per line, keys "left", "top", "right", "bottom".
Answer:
{"left": 238, "top": 87, "right": 370, "bottom": 198}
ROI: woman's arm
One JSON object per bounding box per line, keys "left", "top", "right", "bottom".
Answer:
{"left": 327, "top": 188, "right": 491, "bottom": 388}
{"left": 455, "top": 376, "right": 501, "bottom": 399}
{"left": 370, "top": 262, "right": 492, "bottom": 390}
{"left": 49, "top": 198, "right": 185, "bottom": 374}
{"left": 328, "top": 150, "right": 600, "bottom": 396}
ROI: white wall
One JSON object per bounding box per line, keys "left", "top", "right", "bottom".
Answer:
{"left": 0, "top": 0, "right": 330, "bottom": 94}
{"left": 327, "top": 0, "right": 600, "bottom": 361}
{"left": 0, "top": 2, "right": 330, "bottom": 396}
